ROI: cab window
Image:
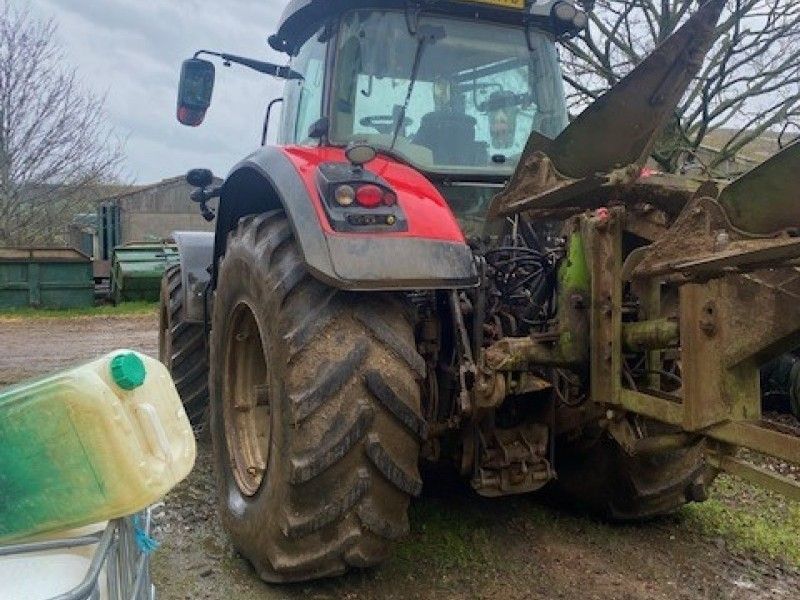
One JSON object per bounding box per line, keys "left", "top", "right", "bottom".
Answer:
{"left": 329, "top": 10, "right": 568, "bottom": 176}
{"left": 281, "top": 29, "right": 327, "bottom": 144}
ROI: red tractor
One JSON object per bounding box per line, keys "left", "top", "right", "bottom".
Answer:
{"left": 161, "top": 0, "right": 800, "bottom": 583}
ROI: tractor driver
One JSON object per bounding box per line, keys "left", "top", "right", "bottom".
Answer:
{"left": 484, "top": 90, "right": 525, "bottom": 161}
{"left": 413, "top": 76, "right": 489, "bottom": 167}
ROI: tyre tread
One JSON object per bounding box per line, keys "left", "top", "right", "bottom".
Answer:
{"left": 212, "top": 212, "right": 423, "bottom": 583}
{"left": 365, "top": 433, "right": 423, "bottom": 497}
{"left": 160, "top": 264, "right": 209, "bottom": 429}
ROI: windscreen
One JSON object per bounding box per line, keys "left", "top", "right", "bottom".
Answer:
{"left": 330, "top": 10, "right": 568, "bottom": 176}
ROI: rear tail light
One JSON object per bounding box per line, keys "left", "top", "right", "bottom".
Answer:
{"left": 316, "top": 161, "right": 406, "bottom": 232}
{"left": 356, "top": 184, "right": 384, "bottom": 208}
{"left": 382, "top": 191, "right": 397, "bottom": 206}
{"left": 354, "top": 185, "right": 398, "bottom": 208}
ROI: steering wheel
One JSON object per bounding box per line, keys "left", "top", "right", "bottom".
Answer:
{"left": 359, "top": 115, "right": 414, "bottom": 135}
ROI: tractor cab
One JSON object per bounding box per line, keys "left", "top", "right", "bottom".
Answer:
{"left": 178, "top": 0, "right": 586, "bottom": 227}
{"left": 273, "top": 0, "right": 585, "bottom": 225}
{"left": 273, "top": 1, "right": 579, "bottom": 172}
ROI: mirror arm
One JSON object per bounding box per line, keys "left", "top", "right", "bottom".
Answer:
{"left": 190, "top": 185, "right": 221, "bottom": 222}
{"left": 193, "top": 50, "right": 303, "bottom": 80}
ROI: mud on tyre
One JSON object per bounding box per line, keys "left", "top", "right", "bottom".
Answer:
{"left": 552, "top": 417, "right": 719, "bottom": 521}
{"left": 209, "top": 211, "right": 425, "bottom": 582}
{"left": 159, "top": 264, "right": 210, "bottom": 429}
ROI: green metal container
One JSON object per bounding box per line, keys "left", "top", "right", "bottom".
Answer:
{"left": 0, "top": 248, "right": 94, "bottom": 310}
{"left": 110, "top": 243, "right": 179, "bottom": 304}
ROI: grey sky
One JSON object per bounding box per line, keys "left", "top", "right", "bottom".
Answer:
{"left": 26, "top": 0, "right": 291, "bottom": 183}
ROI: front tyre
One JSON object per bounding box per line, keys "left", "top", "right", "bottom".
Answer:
{"left": 159, "top": 264, "right": 209, "bottom": 429}
{"left": 210, "top": 211, "right": 426, "bottom": 582}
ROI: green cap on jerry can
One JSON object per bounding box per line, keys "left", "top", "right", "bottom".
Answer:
{"left": 110, "top": 352, "right": 147, "bottom": 390}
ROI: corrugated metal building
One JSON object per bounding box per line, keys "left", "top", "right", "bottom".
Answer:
{"left": 68, "top": 176, "right": 218, "bottom": 259}
{"left": 107, "top": 176, "right": 216, "bottom": 244}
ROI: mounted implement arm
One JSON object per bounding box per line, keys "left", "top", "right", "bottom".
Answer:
{"left": 488, "top": 0, "right": 725, "bottom": 219}
{"left": 484, "top": 0, "right": 800, "bottom": 500}
{"left": 486, "top": 143, "right": 800, "bottom": 500}
{"left": 619, "top": 144, "right": 800, "bottom": 499}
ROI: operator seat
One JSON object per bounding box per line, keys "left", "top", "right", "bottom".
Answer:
{"left": 414, "top": 111, "right": 489, "bottom": 166}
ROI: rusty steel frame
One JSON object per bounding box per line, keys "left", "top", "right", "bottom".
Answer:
{"left": 580, "top": 208, "right": 800, "bottom": 497}
{"left": 587, "top": 208, "right": 623, "bottom": 406}
{"left": 705, "top": 452, "right": 800, "bottom": 502}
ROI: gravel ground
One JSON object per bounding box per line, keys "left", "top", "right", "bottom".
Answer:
{"left": 2, "top": 313, "right": 799, "bottom": 599}
{"left": 149, "top": 442, "right": 800, "bottom": 600}
{"left": 0, "top": 313, "right": 158, "bottom": 385}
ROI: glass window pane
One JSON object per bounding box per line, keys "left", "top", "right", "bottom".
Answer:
{"left": 282, "top": 29, "right": 326, "bottom": 145}
{"left": 330, "top": 10, "right": 567, "bottom": 176}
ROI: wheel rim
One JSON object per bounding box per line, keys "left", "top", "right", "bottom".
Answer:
{"left": 223, "top": 302, "right": 272, "bottom": 497}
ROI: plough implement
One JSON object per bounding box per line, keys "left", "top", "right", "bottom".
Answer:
{"left": 487, "top": 0, "right": 800, "bottom": 501}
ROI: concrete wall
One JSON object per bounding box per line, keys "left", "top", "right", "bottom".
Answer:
{"left": 115, "top": 178, "right": 216, "bottom": 244}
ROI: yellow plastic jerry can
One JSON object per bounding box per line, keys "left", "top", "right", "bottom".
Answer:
{"left": 0, "top": 350, "right": 196, "bottom": 543}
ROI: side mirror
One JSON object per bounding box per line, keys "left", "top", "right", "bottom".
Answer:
{"left": 186, "top": 168, "right": 214, "bottom": 188}
{"left": 177, "top": 58, "right": 215, "bottom": 126}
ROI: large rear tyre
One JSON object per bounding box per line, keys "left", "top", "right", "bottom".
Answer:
{"left": 552, "top": 418, "right": 719, "bottom": 521}
{"left": 210, "top": 211, "right": 425, "bottom": 583}
{"left": 159, "top": 264, "right": 209, "bottom": 429}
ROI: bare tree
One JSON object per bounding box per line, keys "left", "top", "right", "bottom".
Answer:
{"left": 0, "top": 2, "right": 124, "bottom": 246}
{"left": 562, "top": 0, "right": 800, "bottom": 173}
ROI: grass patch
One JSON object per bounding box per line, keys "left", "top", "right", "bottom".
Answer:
{"left": 390, "top": 493, "right": 630, "bottom": 577}
{"left": 0, "top": 301, "right": 157, "bottom": 320}
{"left": 680, "top": 475, "right": 800, "bottom": 566}
{"left": 392, "top": 499, "right": 494, "bottom": 572}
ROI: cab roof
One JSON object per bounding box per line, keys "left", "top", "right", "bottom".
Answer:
{"left": 269, "top": 0, "right": 567, "bottom": 55}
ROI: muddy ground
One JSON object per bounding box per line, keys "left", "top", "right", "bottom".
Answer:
{"left": 2, "top": 313, "right": 799, "bottom": 599}
{"left": 0, "top": 313, "right": 157, "bottom": 385}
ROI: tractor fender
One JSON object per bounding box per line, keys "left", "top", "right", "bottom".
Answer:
{"left": 215, "top": 145, "right": 478, "bottom": 291}
{"left": 172, "top": 230, "right": 215, "bottom": 323}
